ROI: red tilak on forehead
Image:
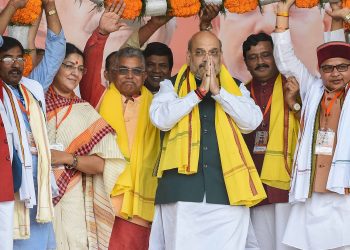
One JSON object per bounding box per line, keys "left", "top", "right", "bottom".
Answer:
{"left": 75, "top": 61, "right": 79, "bottom": 65}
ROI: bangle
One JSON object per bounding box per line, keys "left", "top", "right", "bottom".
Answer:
{"left": 277, "top": 12, "right": 289, "bottom": 17}
{"left": 345, "top": 12, "right": 350, "bottom": 23}
{"left": 66, "top": 154, "right": 78, "bottom": 170}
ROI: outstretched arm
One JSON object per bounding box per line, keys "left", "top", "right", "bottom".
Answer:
{"left": 29, "top": 0, "right": 66, "bottom": 91}
{"left": 80, "top": 0, "right": 125, "bottom": 107}
{"left": 0, "top": 0, "right": 27, "bottom": 34}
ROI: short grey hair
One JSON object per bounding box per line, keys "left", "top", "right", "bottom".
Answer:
{"left": 116, "top": 47, "right": 145, "bottom": 69}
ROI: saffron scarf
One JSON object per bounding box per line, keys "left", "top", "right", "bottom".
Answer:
{"left": 157, "top": 64, "right": 266, "bottom": 207}
{"left": 259, "top": 74, "right": 300, "bottom": 190}
{"left": 46, "top": 87, "right": 126, "bottom": 249}
{"left": 99, "top": 83, "right": 160, "bottom": 222}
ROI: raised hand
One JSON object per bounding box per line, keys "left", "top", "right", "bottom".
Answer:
{"left": 199, "top": 3, "right": 220, "bottom": 30}
{"left": 99, "top": 0, "right": 126, "bottom": 35}
{"left": 284, "top": 76, "right": 300, "bottom": 110}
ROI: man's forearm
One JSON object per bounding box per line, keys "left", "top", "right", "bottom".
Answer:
{"left": 0, "top": 2, "right": 17, "bottom": 34}
{"left": 43, "top": 0, "right": 62, "bottom": 35}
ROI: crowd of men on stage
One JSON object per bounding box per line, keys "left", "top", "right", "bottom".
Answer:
{"left": 0, "top": 0, "right": 350, "bottom": 249}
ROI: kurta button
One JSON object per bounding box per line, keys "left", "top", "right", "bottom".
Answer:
{"left": 203, "top": 115, "right": 207, "bottom": 119}
{"left": 203, "top": 129, "right": 208, "bottom": 134}
{"left": 6, "top": 155, "right": 10, "bottom": 161}
{"left": 203, "top": 164, "right": 208, "bottom": 168}
{"left": 203, "top": 146, "right": 208, "bottom": 150}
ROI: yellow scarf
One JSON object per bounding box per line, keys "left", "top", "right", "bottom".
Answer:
{"left": 260, "top": 74, "right": 299, "bottom": 190}
{"left": 99, "top": 83, "right": 160, "bottom": 222}
{"left": 157, "top": 64, "right": 266, "bottom": 207}
{"left": 14, "top": 85, "right": 53, "bottom": 239}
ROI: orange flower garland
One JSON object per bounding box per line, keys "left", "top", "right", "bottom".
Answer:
{"left": 104, "top": 0, "right": 142, "bottom": 19}
{"left": 23, "top": 54, "right": 33, "bottom": 77}
{"left": 343, "top": 0, "right": 350, "bottom": 30}
{"left": 168, "top": 0, "right": 201, "bottom": 17}
{"left": 10, "top": 0, "right": 42, "bottom": 25}
{"left": 295, "top": 0, "right": 319, "bottom": 8}
{"left": 224, "top": 0, "right": 258, "bottom": 14}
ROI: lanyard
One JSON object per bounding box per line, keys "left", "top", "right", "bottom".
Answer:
{"left": 321, "top": 90, "right": 343, "bottom": 117}
{"left": 49, "top": 87, "right": 75, "bottom": 141}
{"left": 17, "top": 85, "right": 31, "bottom": 120}
{"left": 250, "top": 82, "right": 272, "bottom": 119}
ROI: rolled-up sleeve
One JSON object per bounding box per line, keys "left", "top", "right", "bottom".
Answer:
{"left": 29, "top": 29, "right": 66, "bottom": 91}
{"left": 150, "top": 79, "right": 201, "bottom": 131}
{"left": 212, "top": 84, "right": 263, "bottom": 134}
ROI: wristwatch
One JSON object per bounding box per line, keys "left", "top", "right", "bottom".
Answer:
{"left": 292, "top": 103, "right": 301, "bottom": 112}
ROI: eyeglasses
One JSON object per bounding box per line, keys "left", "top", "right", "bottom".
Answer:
{"left": 62, "top": 62, "right": 87, "bottom": 74}
{"left": 246, "top": 52, "right": 273, "bottom": 62}
{"left": 111, "top": 67, "right": 144, "bottom": 76}
{"left": 321, "top": 63, "right": 350, "bottom": 73}
{"left": 192, "top": 49, "right": 220, "bottom": 58}
{"left": 0, "top": 57, "right": 26, "bottom": 64}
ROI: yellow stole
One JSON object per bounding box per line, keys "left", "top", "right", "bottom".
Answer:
{"left": 99, "top": 83, "right": 160, "bottom": 222}
{"left": 157, "top": 64, "right": 266, "bottom": 207}
{"left": 260, "top": 74, "right": 299, "bottom": 190}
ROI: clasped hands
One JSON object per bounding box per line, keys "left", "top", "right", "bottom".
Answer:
{"left": 199, "top": 56, "right": 220, "bottom": 96}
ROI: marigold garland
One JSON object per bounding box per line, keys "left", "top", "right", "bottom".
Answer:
{"left": 343, "top": 0, "right": 350, "bottom": 30}
{"left": 224, "top": 0, "right": 258, "bottom": 14}
{"left": 10, "top": 0, "right": 42, "bottom": 25}
{"left": 168, "top": 0, "right": 201, "bottom": 17}
{"left": 104, "top": 0, "right": 142, "bottom": 19}
{"left": 295, "top": 0, "right": 319, "bottom": 8}
{"left": 23, "top": 54, "right": 33, "bottom": 77}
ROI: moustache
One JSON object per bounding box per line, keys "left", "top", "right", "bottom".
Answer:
{"left": 255, "top": 64, "right": 269, "bottom": 71}
{"left": 9, "top": 69, "right": 22, "bottom": 75}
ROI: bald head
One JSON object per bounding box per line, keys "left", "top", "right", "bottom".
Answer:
{"left": 188, "top": 31, "right": 222, "bottom": 52}
{"left": 186, "top": 31, "right": 223, "bottom": 79}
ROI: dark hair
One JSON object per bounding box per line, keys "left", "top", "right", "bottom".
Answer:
{"left": 0, "top": 36, "right": 24, "bottom": 55}
{"left": 116, "top": 47, "right": 145, "bottom": 69}
{"left": 105, "top": 51, "right": 118, "bottom": 71}
{"left": 65, "top": 42, "right": 84, "bottom": 61}
{"left": 143, "top": 42, "right": 174, "bottom": 71}
{"left": 242, "top": 32, "right": 274, "bottom": 59}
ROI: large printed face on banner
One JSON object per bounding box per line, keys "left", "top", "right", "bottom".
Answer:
{"left": 219, "top": 5, "right": 328, "bottom": 82}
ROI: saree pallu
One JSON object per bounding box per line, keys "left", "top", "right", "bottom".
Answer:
{"left": 46, "top": 90, "right": 126, "bottom": 250}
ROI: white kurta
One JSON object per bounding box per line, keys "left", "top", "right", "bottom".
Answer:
{"left": 149, "top": 76, "right": 262, "bottom": 250}
{"left": 272, "top": 29, "right": 350, "bottom": 250}
{"left": 249, "top": 203, "right": 295, "bottom": 250}
{"left": 149, "top": 199, "right": 250, "bottom": 250}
